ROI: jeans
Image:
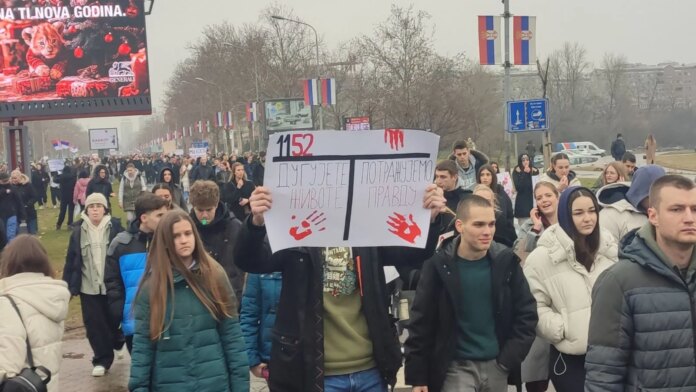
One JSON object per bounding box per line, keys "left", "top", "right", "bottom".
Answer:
{"left": 26, "top": 217, "right": 38, "bottom": 235}
{"left": 442, "top": 359, "right": 509, "bottom": 392}
{"left": 3, "top": 216, "right": 17, "bottom": 242}
{"left": 324, "top": 368, "right": 387, "bottom": 392}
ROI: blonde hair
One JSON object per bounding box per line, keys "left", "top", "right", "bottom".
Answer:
{"left": 603, "top": 162, "right": 628, "bottom": 185}
{"left": 473, "top": 184, "right": 499, "bottom": 211}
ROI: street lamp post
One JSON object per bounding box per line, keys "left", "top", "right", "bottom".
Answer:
{"left": 195, "top": 77, "right": 227, "bottom": 154}
{"left": 271, "top": 15, "right": 323, "bottom": 130}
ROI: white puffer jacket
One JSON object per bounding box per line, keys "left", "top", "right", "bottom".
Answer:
{"left": 597, "top": 182, "right": 648, "bottom": 242}
{"left": 0, "top": 273, "right": 70, "bottom": 392}
{"left": 524, "top": 224, "right": 618, "bottom": 355}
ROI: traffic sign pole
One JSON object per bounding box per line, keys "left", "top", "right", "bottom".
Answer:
{"left": 503, "top": 0, "right": 512, "bottom": 171}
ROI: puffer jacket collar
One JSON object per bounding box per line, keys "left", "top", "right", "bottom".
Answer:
{"left": 620, "top": 227, "right": 685, "bottom": 286}
{"left": 596, "top": 182, "right": 639, "bottom": 213}
{"left": 537, "top": 224, "right": 616, "bottom": 270}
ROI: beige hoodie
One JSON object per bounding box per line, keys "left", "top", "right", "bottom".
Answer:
{"left": 0, "top": 273, "right": 70, "bottom": 392}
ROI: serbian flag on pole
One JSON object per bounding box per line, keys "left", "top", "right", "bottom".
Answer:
{"left": 478, "top": 16, "right": 501, "bottom": 65}
{"left": 188, "top": 126, "right": 193, "bottom": 137}
{"left": 215, "top": 112, "right": 224, "bottom": 127}
{"left": 321, "top": 78, "right": 336, "bottom": 106}
{"left": 513, "top": 16, "right": 537, "bottom": 65}
{"left": 246, "top": 102, "right": 257, "bottom": 122}
{"left": 206, "top": 120, "right": 211, "bottom": 133}
{"left": 303, "top": 79, "right": 320, "bottom": 106}
{"left": 197, "top": 120, "right": 203, "bottom": 133}
{"left": 225, "top": 111, "right": 233, "bottom": 128}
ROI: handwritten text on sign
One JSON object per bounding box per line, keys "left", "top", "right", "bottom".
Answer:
{"left": 264, "top": 129, "right": 440, "bottom": 252}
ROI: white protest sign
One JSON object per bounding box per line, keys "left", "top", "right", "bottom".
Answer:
{"left": 47, "top": 159, "right": 64, "bottom": 172}
{"left": 189, "top": 147, "right": 207, "bottom": 159}
{"left": 264, "top": 129, "right": 439, "bottom": 252}
{"left": 497, "top": 171, "right": 514, "bottom": 199}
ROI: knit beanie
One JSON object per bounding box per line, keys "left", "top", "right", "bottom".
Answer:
{"left": 557, "top": 186, "right": 595, "bottom": 238}
{"left": 85, "top": 192, "right": 108, "bottom": 209}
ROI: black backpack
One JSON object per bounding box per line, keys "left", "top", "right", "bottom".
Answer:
{"left": 0, "top": 295, "right": 51, "bottom": 392}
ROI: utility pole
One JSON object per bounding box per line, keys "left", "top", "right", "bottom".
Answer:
{"left": 503, "top": 0, "right": 512, "bottom": 171}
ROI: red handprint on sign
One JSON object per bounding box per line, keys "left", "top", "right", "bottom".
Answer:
{"left": 384, "top": 129, "right": 405, "bottom": 150}
{"left": 386, "top": 212, "right": 421, "bottom": 244}
{"left": 289, "top": 210, "right": 327, "bottom": 241}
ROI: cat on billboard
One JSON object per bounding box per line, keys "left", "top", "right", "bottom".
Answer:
{"left": 0, "top": 0, "right": 151, "bottom": 119}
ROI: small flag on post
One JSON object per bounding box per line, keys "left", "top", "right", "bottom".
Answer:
{"left": 321, "top": 78, "right": 336, "bottom": 106}
{"left": 478, "top": 16, "right": 502, "bottom": 65}
{"left": 225, "top": 111, "right": 233, "bottom": 128}
{"left": 215, "top": 112, "right": 224, "bottom": 127}
{"left": 513, "top": 16, "right": 536, "bottom": 65}
{"left": 303, "top": 79, "right": 320, "bottom": 106}
{"left": 197, "top": 120, "right": 203, "bottom": 133}
{"left": 246, "top": 102, "right": 257, "bottom": 122}
{"left": 206, "top": 120, "right": 211, "bottom": 133}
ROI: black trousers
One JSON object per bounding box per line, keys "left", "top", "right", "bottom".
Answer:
{"left": 50, "top": 187, "right": 60, "bottom": 206}
{"left": 549, "top": 345, "right": 585, "bottom": 392}
{"left": 80, "top": 293, "right": 125, "bottom": 368}
{"left": 56, "top": 200, "right": 74, "bottom": 228}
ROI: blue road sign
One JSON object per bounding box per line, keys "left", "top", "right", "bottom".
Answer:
{"left": 507, "top": 98, "right": 549, "bottom": 132}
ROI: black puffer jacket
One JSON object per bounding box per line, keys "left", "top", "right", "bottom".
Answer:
{"left": 86, "top": 164, "right": 113, "bottom": 207}
{"left": 57, "top": 166, "right": 77, "bottom": 201}
{"left": 15, "top": 182, "right": 37, "bottom": 220}
{"left": 234, "top": 217, "right": 441, "bottom": 392}
{"left": 404, "top": 237, "right": 537, "bottom": 392}
{"left": 191, "top": 203, "right": 245, "bottom": 308}
{"left": 0, "top": 183, "right": 25, "bottom": 221}
{"left": 586, "top": 227, "right": 696, "bottom": 391}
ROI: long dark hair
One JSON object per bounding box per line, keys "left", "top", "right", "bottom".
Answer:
{"left": 476, "top": 164, "right": 499, "bottom": 192}
{"left": 136, "top": 210, "right": 235, "bottom": 340}
{"left": 565, "top": 188, "right": 600, "bottom": 271}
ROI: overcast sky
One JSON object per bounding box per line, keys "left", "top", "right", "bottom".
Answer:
{"left": 79, "top": 0, "right": 696, "bottom": 131}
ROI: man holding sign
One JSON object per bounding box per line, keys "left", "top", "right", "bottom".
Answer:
{"left": 235, "top": 129, "right": 446, "bottom": 392}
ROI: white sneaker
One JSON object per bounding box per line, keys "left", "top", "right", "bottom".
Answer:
{"left": 115, "top": 346, "right": 127, "bottom": 360}
{"left": 91, "top": 365, "right": 106, "bottom": 377}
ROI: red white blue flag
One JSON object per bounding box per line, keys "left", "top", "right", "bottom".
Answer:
{"left": 215, "top": 112, "right": 224, "bottom": 128}
{"left": 226, "top": 111, "right": 233, "bottom": 128}
{"left": 246, "top": 102, "right": 257, "bottom": 122}
{"left": 206, "top": 120, "right": 211, "bottom": 133}
{"left": 303, "top": 79, "right": 320, "bottom": 106}
{"left": 513, "top": 16, "right": 536, "bottom": 65}
{"left": 188, "top": 126, "right": 193, "bottom": 137}
{"left": 478, "top": 16, "right": 501, "bottom": 65}
{"left": 321, "top": 78, "right": 336, "bottom": 106}
{"left": 197, "top": 120, "right": 203, "bottom": 133}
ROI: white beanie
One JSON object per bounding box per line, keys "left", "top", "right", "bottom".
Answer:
{"left": 85, "top": 193, "right": 108, "bottom": 209}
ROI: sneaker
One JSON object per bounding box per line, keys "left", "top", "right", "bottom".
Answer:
{"left": 115, "top": 346, "right": 127, "bottom": 360}
{"left": 91, "top": 365, "right": 106, "bottom": 377}
{"left": 38, "top": 205, "right": 44, "bottom": 210}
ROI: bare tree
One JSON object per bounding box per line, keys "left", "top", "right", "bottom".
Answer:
{"left": 600, "top": 53, "right": 628, "bottom": 127}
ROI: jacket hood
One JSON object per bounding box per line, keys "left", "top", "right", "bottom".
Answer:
{"left": 159, "top": 167, "right": 174, "bottom": 183}
{"left": 536, "top": 224, "right": 617, "bottom": 266}
{"left": 619, "top": 226, "right": 680, "bottom": 283}
{"left": 471, "top": 149, "right": 489, "bottom": 166}
{"left": 596, "top": 182, "right": 630, "bottom": 206}
{"left": 0, "top": 273, "right": 70, "bottom": 322}
{"left": 190, "top": 202, "right": 229, "bottom": 228}
{"left": 626, "top": 165, "right": 666, "bottom": 212}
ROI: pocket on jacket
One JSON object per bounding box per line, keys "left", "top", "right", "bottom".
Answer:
{"left": 274, "top": 333, "right": 301, "bottom": 362}
{"left": 559, "top": 308, "right": 569, "bottom": 340}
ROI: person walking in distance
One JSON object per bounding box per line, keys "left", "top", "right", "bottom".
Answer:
{"left": 0, "top": 172, "right": 25, "bottom": 242}
{"left": 105, "top": 194, "right": 169, "bottom": 353}
{"left": 119, "top": 163, "right": 147, "bottom": 226}
{"left": 610, "top": 133, "right": 626, "bottom": 161}
{"left": 56, "top": 165, "right": 76, "bottom": 230}
{"left": 586, "top": 175, "right": 696, "bottom": 391}
{"left": 524, "top": 187, "right": 618, "bottom": 392}
{"left": 10, "top": 170, "right": 38, "bottom": 235}
{"left": 128, "top": 210, "right": 249, "bottom": 392}
{"left": 405, "top": 195, "right": 538, "bottom": 392}
{"left": 73, "top": 170, "right": 90, "bottom": 211}
{"left": 62, "top": 193, "right": 126, "bottom": 377}
{"left": 644, "top": 133, "right": 657, "bottom": 164}
{"left": 0, "top": 235, "right": 70, "bottom": 392}
{"left": 86, "top": 165, "right": 114, "bottom": 208}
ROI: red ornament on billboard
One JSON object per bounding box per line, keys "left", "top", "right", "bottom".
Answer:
{"left": 118, "top": 43, "right": 132, "bottom": 56}
{"left": 104, "top": 32, "right": 113, "bottom": 43}
{"left": 73, "top": 47, "right": 84, "bottom": 58}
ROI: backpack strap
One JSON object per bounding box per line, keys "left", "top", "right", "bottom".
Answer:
{"left": 1, "top": 294, "right": 34, "bottom": 368}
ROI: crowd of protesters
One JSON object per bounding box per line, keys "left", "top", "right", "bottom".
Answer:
{"left": 0, "top": 136, "right": 694, "bottom": 392}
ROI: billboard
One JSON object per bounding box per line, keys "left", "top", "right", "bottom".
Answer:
{"left": 264, "top": 98, "right": 313, "bottom": 133}
{"left": 0, "top": 0, "right": 151, "bottom": 120}
{"left": 89, "top": 127, "right": 118, "bottom": 150}
{"left": 343, "top": 116, "right": 371, "bottom": 131}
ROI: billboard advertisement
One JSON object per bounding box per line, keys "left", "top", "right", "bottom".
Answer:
{"left": 0, "top": 0, "right": 151, "bottom": 120}
{"left": 89, "top": 127, "right": 118, "bottom": 150}
{"left": 264, "top": 98, "right": 313, "bottom": 133}
{"left": 343, "top": 116, "right": 371, "bottom": 131}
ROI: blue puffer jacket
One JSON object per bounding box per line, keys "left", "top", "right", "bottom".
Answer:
{"left": 105, "top": 220, "right": 150, "bottom": 336}
{"left": 240, "top": 273, "right": 282, "bottom": 367}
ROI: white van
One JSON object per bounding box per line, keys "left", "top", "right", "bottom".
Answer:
{"left": 557, "top": 141, "right": 606, "bottom": 157}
